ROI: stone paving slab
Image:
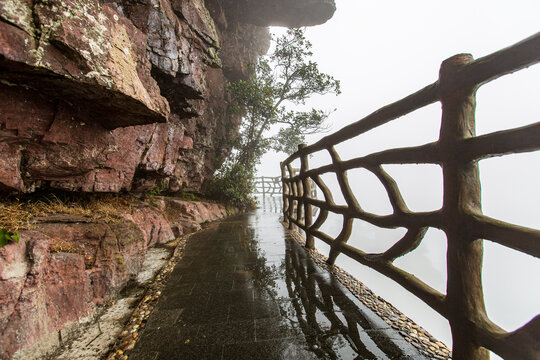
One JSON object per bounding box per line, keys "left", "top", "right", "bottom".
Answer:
{"left": 129, "top": 211, "right": 428, "bottom": 359}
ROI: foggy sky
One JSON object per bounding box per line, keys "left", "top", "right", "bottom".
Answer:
{"left": 256, "top": 1, "right": 539, "bottom": 356}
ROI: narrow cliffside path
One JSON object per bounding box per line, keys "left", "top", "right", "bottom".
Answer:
{"left": 127, "top": 209, "right": 430, "bottom": 359}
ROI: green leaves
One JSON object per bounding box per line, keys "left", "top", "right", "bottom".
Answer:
{"left": 0, "top": 228, "right": 20, "bottom": 248}
{"left": 228, "top": 28, "right": 340, "bottom": 159}
{"left": 208, "top": 161, "right": 256, "bottom": 209}
{"left": 218, "top": 28, "right": 340, "bottom": 206}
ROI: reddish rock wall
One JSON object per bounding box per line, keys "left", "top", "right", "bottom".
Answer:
{"left": 0, "top": 0, "right": 335, "bottom": 195}
{"left": 222, "top": 0, "right": 336, "bottom": 27}
{"left": 0, "top": 197, "right": 233, "bottom": 359}
{"left": 0, "top": 0, "right": 336, "bottom": 356}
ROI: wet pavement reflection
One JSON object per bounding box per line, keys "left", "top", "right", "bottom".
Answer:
{"left": 257, "top": 195, "right": 283, "bottom": 214}
{"left": 130, "top": 210, "right": 425, "bottom": 359}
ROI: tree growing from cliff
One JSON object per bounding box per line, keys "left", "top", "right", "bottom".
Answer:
{"left": 211, "top": 28, "right": 340, "bottom": 207}
{"left": 228, "top": 28, "right": 341, "bottom": 168}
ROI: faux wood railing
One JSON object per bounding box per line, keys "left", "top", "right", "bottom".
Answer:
{"left": 280, "top": 32, "right": 540, "bottom": 360}
{"left": 254, "top": 176, "right": 282, "bottom": 196}
{"left": 254, "top": 173, "right": 317, "bottom": 198}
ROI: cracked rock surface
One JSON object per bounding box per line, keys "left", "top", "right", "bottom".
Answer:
{"left": 0, "top": 196, "right": 234, "bottom": 359}
{"left": 0, "top": 0, "right": 334, "bottom": 194}
{"left": 0, "top": 0, "right": 336, "bottom": 357}
{"left": 0, "top": 0, "right": 335, "bottom": 195}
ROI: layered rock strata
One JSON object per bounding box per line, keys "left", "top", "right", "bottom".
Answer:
{"left": 0, "top": 0, "right": 335, "bottom": 195}
{"left": 0, "top": 196, "right": 234, "bottom": 359}
{"left": 0, "top": 0, "right": 336, "bottom": 357}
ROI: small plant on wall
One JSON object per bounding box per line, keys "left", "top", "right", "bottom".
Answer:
{"left": 0, "top": 228, "right": 19, "bottom": 248}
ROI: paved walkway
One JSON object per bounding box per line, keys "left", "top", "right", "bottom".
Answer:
{"left": 130, "top": 210, "right": 426, "bottom": 359}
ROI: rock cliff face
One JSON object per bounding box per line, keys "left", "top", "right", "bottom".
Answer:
{"left": 0, "top": 197, "right": 235, "bottom": 359}
{"left": 0, "top": 1, "right": 336, "bottom": 357}
{"left": 222, "top": 0, "right": 336, "bottom": 27}
{"left": 0, "top": 0, "right": 335, "bottom": 195}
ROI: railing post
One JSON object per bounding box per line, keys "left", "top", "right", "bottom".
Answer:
{"left": 299, "top": 144, "right": 314, "bottom": 249}
{"left": 280, "top": 163, "right": 289, "bottom": 225}
{"left": 286, "top": 163, "right": 295, "bottom": 230}
{"left": 295, "top": 168, "right": 303, "bottom": 229}
{"left": 439, "top": 54, "right": 489, "bottom": 360}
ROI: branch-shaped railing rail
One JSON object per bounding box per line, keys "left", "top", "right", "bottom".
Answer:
{"left": 254, "top": 173, "right": 317, "bottom": 198}
{"left": 281, "top": 32, "right": 540, "bottom": 360}
{"left": 254, "top": 176, "right": 283, "bottom": 196}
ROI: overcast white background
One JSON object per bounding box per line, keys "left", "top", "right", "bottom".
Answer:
{"left": 256, "top": 0, "right": 539, "bottom": 357}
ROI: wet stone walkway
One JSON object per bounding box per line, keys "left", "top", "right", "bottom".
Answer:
{"left": 130, "top": 210, "right": 427, "bottom": 360}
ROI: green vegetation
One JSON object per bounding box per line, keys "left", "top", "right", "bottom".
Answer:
{"left": 211, "top": 28, "right": 340, "bottom": 207}
{"left": 209, "top": 161, "right": 255, "bottom": 209}
{"left": 147, "top": 181, "right": 168, "bottom": 197}
{"left": 180, "top": 192, "right": 203, "bottom": 202}
{"left": 0, "top": 228, "right": 19, "bottom": 248}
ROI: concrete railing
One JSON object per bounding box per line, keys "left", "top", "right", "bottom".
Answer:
{"left": 253, "top": 176, "right": 282, "bottom": 196}
{"left": 281, "top": 32, "right": 540, "bottom": 359}
{"left": 254, "top": 172, "right": 317, "bottom": 198}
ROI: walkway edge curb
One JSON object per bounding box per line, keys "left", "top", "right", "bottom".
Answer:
{"left": 105, "top": 233, "right": 194, "bottom": 360}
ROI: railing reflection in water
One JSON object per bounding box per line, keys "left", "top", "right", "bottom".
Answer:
{"left": 283, "top": 235, "right": 418, "bottom": 359}
{"left": 281, "top": 33, "right": 540, "bottom": 359}
{"left": 257, "top": 195, "right": 283, "bottom": 214}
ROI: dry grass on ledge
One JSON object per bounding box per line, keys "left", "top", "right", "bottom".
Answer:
{"left": 0, "top": 193, "right": 135, "bottom": 232}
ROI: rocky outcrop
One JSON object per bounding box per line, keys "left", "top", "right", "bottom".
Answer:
{"left": 0, "top": 0, "right": 335, "bottom": 195}
{"left": 0, "top": 0, "right": 170, "bottom": 128}
{"left": 0, "top": 0, "right": 337, "bottom": 357}
{"left": 222, "top": 0, "right": 336, "bottom": 27}
{"left": 0, "top": 197, "right": 233, "bottom": 359}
